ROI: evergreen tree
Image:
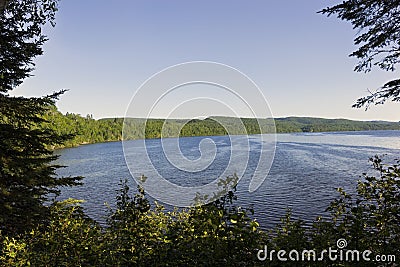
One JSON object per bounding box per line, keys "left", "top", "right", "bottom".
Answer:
{"left": 0, "top": 0, "right": 82, "bottom": 235}
{"left": 320, "top": 1, "right": 400, "bottom": 109}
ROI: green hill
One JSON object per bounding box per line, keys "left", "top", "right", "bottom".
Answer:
{"left": 42, "top": 106, "right": 400, "bottom": 148}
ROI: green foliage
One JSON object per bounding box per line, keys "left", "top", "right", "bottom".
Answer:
{"left": 0, "top": 0, "right": 82, "bottom": 236}
{"left": 104, "top": 178, "right": 154, "bottom": 265}
{"left": 0, "top": 235, "right": 29, "bottom": 267}
{"left": 266, "top": 156, "right": 400, "bottom": 266}
{"left": 0, "top": 176, "right": 265, "bottom": 266}
{"left": 324, "top": 156, "right": 400, "bottom": 257}
{"left": 2, "top": 0, "right": 398, "bottom": 265}
{"left": 0, "top": 0, "right": 58, "bottom": 92}
{"left": 41, "top": 110, "right": 400, "bottom": 149}
{"left": 275, "top": 117, "right": 400, "bottom": 133}
{"left": 1, "top": 158, "right": 399, "bottom": 266}
{"left": 0, "top": 199, "right": 103, "bottom": 266}
{"left": 0, "top": 92, "right": 83, "bottom": 235}
{"left": 103, "top": 176, "right": 264, "bottom": 266}
{"left": 42, "top": 106, "right": 124, "bottom": 148}
{"left": 320, "top": 1, "right": 400, "bottom": 108}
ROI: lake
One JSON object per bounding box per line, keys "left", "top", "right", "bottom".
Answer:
{"left": 55, "top": 130, "right": 400, "bottom": 229}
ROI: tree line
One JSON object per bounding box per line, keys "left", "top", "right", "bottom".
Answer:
{"left": 1, "top": 0, "right": 399, "bottom": 265}
{"left": 43, "top": 107, "right": 400, "bottom": 148}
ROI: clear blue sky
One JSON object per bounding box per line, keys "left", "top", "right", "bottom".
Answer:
{"left": 12, "top": 0, "right": 399, "bottom": 121}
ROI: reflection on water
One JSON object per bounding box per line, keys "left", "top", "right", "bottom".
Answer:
{"left": 56, "top": 130, "right": 400, "bottom": 229}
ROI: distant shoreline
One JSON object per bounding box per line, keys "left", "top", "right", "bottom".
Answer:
{"left": 44, "top": 107, "right": 399, "bottom": 149}
{"left": 54, "top": 129, "right": 400, "bottom": 150}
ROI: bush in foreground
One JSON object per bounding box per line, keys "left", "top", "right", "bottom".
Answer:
{"left": 1, "top": 158, "right": 399, "bottom": 266}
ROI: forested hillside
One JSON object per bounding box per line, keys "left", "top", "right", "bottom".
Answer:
{"left": 43, "top": 106, "right": 400, "bottom": 148}
{"left": 275, "top": 117, "right": 400, "bottom": 132}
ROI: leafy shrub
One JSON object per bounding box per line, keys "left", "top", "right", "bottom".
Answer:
{"left": 1, "top": 199, "right": 103, "bottom": 266}
{"left": 1, "top": 158, "right": 399, "bottom": 266}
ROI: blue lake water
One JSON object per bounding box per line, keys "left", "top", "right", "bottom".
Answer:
{"left": 55, "top": 130, "right": 400, "bottom": 229}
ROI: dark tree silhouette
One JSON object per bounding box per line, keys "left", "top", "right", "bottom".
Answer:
{"left": 320, "top": 0, "right": 400, "bottom": 109}
{"left": 0, "top": 0, "right": 82, "bottom": 235}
